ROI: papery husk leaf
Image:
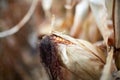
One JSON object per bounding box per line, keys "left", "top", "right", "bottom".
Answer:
{"left": 70, "top": 0, "right": 89, "bottom": 38}
{"left": 53, "top": 32, "right": 106, "bottom": 80}
{"left": 54, "top": 32, "right": 106, "bottom": 62}
{"left": 100, "top": 48, "right": 115, "bottom": 80}
{"left": 89, "top": 0, "right": 114, "bottom": 46}
{"left": 77, "top": 13, "right": 102, "bottom": 43}
{"left": 64, "top": 45, "right": 104, "bottom": 80}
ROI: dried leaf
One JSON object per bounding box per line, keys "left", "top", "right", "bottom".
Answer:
{"left": 100, "top": 48, "right": 115, "bottom": 80}
{"left": 89, "top": 0, "right": 114, "bottom": 46}
{"left": 79, "top": 13, "right": 102, "bottom": 43}
{"left": 70, "top": 0, "right": 89, "bottom": 38}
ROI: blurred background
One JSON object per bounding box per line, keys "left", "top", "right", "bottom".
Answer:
{"left": 0, "top": 0, "right": 68, "bottom": 80}
{"left": 0, "top": 0, "right": 103, "bottom": 80}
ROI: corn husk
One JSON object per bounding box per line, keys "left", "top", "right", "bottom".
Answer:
{"left": 39, "top": 32, "right": 106, "bottom": 80}
{"left": 100, "top": 48, "right": 114, "bottom": 80}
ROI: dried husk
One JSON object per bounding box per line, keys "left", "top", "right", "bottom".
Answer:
{"left": 100, "top": 48, "right": 115, "bottom": 80}
{"left": 89, "top": 0, "right": 114, "bottom": 46}
{"left": 79, "top": 13, "right": 102, "bottom": 43}
{"left": 70, "top": 0, "right": 89, "bottom": 38}
{"left": 39, "top": 32, "right": 106, "bottom": 80}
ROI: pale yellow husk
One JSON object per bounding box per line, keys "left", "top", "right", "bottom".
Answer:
{"left": 52, "top": 32, "right": 106, "bottom": 80}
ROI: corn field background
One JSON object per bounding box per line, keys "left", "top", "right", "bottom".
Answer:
{"left": 0, "top": 0, "right": 120, "bottom": 80}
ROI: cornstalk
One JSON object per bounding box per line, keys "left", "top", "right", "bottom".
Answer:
{"left": 113, "top": 0, "right": 120, "bottom": 70}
